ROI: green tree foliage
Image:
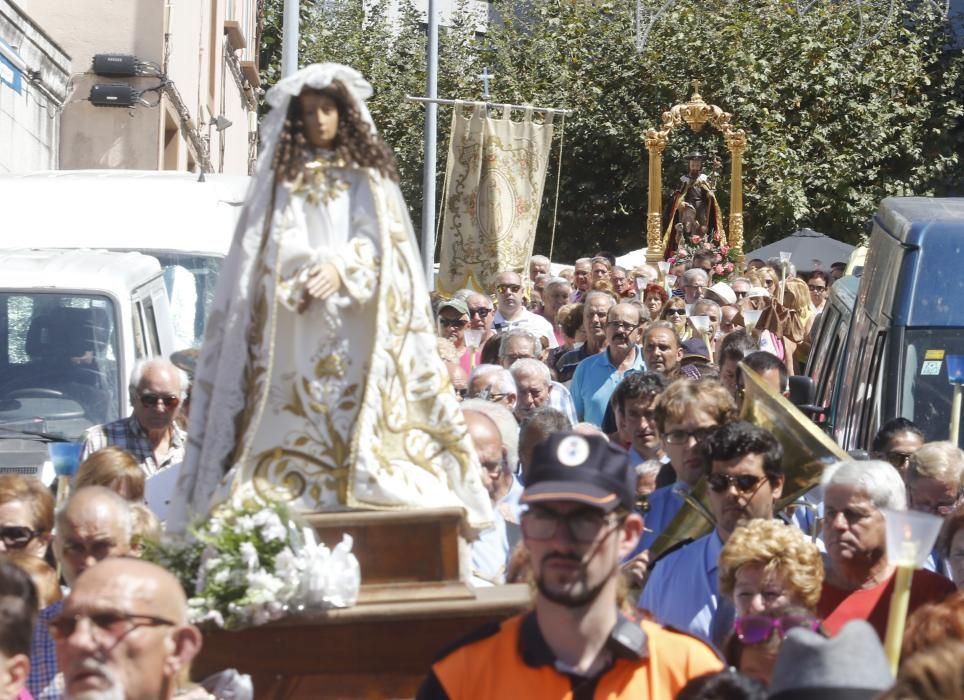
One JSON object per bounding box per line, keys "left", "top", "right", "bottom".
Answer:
{"left": 257, "top": 0, "right": 483, "bottom": 220}
{"left": 259, "top": 0, "right": 963, "bottom": 261}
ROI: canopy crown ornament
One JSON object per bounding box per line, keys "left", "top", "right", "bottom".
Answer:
{"left": 643, "top": 81, "right": 747, "bottom": 266}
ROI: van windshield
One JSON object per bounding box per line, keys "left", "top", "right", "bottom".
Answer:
{"left": 0, "top": 293, "right": 121, "bottom": 441}
{"left": 902, "top": 329, "right": 964, "bottom": 444}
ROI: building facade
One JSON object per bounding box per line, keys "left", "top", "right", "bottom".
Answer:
{"left": 0, "top": 0, "right": 70, "bottom": 173}
{"left": 20, "top": 0, "right": 259, "bottom": 175}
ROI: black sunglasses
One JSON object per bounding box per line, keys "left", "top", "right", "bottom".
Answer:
{"left": 496, "top": 284, "right": 522, "bottom": 294}
{"left": 707, "top": 473, "right": 767, "bottom": 494}
{"left": 469, "top": 307, "right": 491, "bottom": 318}
{"left": 139, "top": 393, "right": 180, "bottom": 409}
{"left": 0, "top": 526, "right": 42, "bottom": 549}
{"left": 439, "top": 318, "right": 468, "bottom": 329}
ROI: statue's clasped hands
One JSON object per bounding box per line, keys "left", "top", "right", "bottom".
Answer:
{"left": 297, "top": 263, "right": 342, "bottom": 313}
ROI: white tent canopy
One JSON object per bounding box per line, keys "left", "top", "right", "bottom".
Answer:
{"left": 548, "top": 247, "right": 649, "bottom": 275}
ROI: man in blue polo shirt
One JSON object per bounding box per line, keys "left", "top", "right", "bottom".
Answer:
{"left": 570, "top": 303, "right": 645, "bottom": 427}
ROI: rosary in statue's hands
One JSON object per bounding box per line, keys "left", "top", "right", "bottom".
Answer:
{"left": 298, "top": 263, "right": 342, "bottom": 313}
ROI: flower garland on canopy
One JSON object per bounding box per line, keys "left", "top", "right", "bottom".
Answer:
{"left": 668, "top": 229, "right": 738, "bottom": 282}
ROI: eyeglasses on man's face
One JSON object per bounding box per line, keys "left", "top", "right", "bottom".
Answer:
{"left": 504, "top": 353, "right": 534, "bottom": 364}
{"left": 886, "top": 450, "right": 914, "bottom": 469}
{"left": 662, "top": 426, "right": 715, "bottom": 445}
{"left": 607, "top": 321, "right": 639, "bottom": 332}
{"left": 49, "top": 610, "right": 176, "bottom": 645}
{"left": 707, "top": 473, "right": 767, "bottom": 494}
{"left": 468, "top": 307, "right": 491, "bottom": 318}
{"left": 808, "top": 284, "right": 827, "bottom": 293}
{"left": 138, "top": 393, "right": 180, "bottom": 409}
{"left": 521, "top": 506, "right": 619, "bottom": 543}
{"left": 496, "top": 284, "right": 522, "bottom": 295}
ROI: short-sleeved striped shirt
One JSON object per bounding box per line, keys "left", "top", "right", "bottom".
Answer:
{"left": 80, "top": 416, "right": 186, "bottom": 476}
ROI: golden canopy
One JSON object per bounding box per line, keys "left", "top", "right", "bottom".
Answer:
{"left": 644, "top": 81, "right": 748, "bottom": 264}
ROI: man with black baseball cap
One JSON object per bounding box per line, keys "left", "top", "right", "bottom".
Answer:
{"left": 417, "top": 432, "right": 721, "bottom": 699}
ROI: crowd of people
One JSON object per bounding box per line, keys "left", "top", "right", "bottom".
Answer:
{"left": 0, "top": 248, "right": 958, "bottom": 698}
{"left": 0, "top": 246, "right": 959, "bottom": 700}
{"left": 422, "top": 250, "right": 964, "bottom": 698}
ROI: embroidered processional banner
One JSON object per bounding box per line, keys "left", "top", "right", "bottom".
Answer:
{"left": 437, "top": 104, "right": 554, "bottom": 295}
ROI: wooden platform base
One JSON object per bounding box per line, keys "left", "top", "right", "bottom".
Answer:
{"left": 193, "top": 583, "right": 531, "bottom": 699}
{"left": 193, "top": 508, "right": 531, "bottom": 699}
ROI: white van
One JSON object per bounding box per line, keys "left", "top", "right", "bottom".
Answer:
{"left": 0, "top": 249, "right": 173, "bottom": 475}
{"left": 0, "top": 170, "right": 248, "bottom": 348}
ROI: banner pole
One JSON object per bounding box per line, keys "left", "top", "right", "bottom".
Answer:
{"left": 420, "top": 0, "right": 439, "bottom": 291}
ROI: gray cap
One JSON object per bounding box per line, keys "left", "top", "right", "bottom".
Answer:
{"left": 768, "top": 620, "right": 893, "bottom": 700}
{"left": 438, "top": 298, "right": 469, "bottom": 316}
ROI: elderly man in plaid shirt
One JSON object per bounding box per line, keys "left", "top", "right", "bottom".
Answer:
{"left": 80, "top": 359, "right": 187, "bottom": 476}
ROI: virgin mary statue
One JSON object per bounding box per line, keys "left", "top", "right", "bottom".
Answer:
{"left": 174, "top": 64, "right": 492, "bottom": 529}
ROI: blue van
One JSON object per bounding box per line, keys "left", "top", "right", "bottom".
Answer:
{"left": 804, "top": 274, "right": 859, "bottom": 433}
{"left": 827, "top": 197, "right": 964, "bottom": 449}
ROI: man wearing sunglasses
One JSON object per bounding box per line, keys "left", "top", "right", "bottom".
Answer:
{"left": 571, "top": 304, "right": 645, "bottom": 428}
{"left": 80, "top": 358, "right": 187, "bottom": 476}
{"left": 418, "top": 432, "right": 721, "bottom": 699}
{"left": 54, "top": 558, "right": 202, "bottom": 700}
{"left": 491, "top": 271, "right": 557, "bottom": 348}
{"left": 640, "top": 421, "right": 785, "bottom": 643}
{"left": 466, "top": 293, "right": 495, "bottom": 334}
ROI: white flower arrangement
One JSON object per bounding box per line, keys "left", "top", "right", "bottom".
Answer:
{"left": 146, "top": 500, "right": 360, "bottom": 630}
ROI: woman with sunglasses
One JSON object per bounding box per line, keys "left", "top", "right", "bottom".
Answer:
{"left": 0, "top": 474, "right": 54, "bottom": 559}
{"left": 718, "top": 518, "right": 824, "bottom": 622}
{"left": 722, "top": 605, "right": 823, "bottom": 686}
{"left": 659, "top": 298, "right": 691, "bottom": 340}
{"left": 714, "top": 520, "right": 823, "bottom": 682}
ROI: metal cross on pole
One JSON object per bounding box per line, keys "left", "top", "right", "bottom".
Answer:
{"left": 477, "top": 67, "right": 495, "bottom": 100}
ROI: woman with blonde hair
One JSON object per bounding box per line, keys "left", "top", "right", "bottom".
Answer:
{"left": 718, "top": 518, "right": 825, "bottom": 618}
{"left": 714, "top": 519, "right": 825, "bottom": 678}
{"left": 74, "top": 446, "right": 145, "bottom": 502}
{"left": 0, "top": 474, "right": 53, "bottom": 559}
{"left": 756, "top": 277, "right": 813, "bottom": 373}
{"left": 785, "top": 277, "right": 816, "bottom": 366}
